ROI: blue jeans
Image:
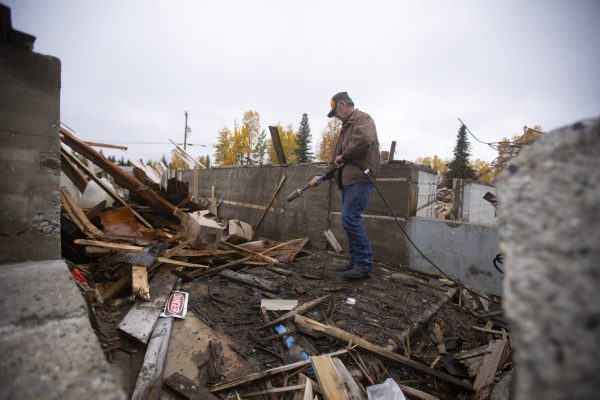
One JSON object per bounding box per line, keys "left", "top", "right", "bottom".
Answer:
{"left": 341, "top": 182, "right": 374, "bottom": 272}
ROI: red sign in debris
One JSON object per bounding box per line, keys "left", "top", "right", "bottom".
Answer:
{"left": 160, "top": 290, "right": 189, "bottom": 319}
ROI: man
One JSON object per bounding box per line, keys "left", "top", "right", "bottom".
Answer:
{"left": 309, "top": 92, "right": 380, "bottom": 279}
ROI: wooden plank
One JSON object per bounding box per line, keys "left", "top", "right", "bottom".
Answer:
{"left": 268, "top": 125, "right": 287, "bottom": 165}
{"left": 221, "top": 199, "right": 285, "bottom": 213}
{"left": 210, "top": 185, "right": 217, "bottom": 215}
{"left": 83, "top": 141, "right": 128, "bottom": 150}
{"left": 186, "top": 256, "right": 252, "bottom": 281}
{"left": 293, "top": 374, "right": 313, "bottom": 400}
{"left": 118, "top": 267, "right": 179, "bottom": 344}
{"left": 60, "top": 187, "right": 105, "bottom": 238}
{"left": 61, "top": 148, "right": 154, "bottom": 229}
{"left": 209, "top": 349, "right": 347, "bottom": 392}
{"left": 221, "top": 240, "right": 279, "bottom": 264}
{"left": 61, "top": 127, "right": 177, "bottom": 214}
{"left": 131, "top": 315, "right": 173, "bottom": 400}
{"left": 398, "top": 385, "right": 440, "bottom": 400}
{"left": 311, "top": 355, "right": 348, "bottom": 400}
{"left": 102, "top": 275, "right": 130, "bottom": 300}
{"left": 253, "top": 175, "right": 287, "bottom": 238}
{"left": 258, "top": 295, "right": 332, "bottom": 330}
{"left": 193, "top": 168, "right": 199, "bottom": 203}
{"left": 473, "top": 339, "right": 510, "bottom": 400}
{"left": 389, "top": 141, "right": 396, "bottom": 161}
{"left": 219, "top": 269, "right": 278, "bottom": 292}
{"left": 132, "top": 265, "right": 150, "bottom": 301}
{"left": 324, "top": 229, "right": 343, "bottom": 253}
{"left": 60, "top": 151, "right": 87, "bottom": 192}
{"left": 331, "top": 357, "right": 364, "bottom": 400}
{"left": 294, "top": 315, "right": 473, "bottom": 391}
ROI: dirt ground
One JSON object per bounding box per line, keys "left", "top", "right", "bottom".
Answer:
{"left": 90, "top": 249, "right": 507, "bottom": 399}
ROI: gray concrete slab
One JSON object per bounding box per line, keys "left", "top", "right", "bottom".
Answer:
{"left": 0, "top": 259, "right": 86, "bottom": 327}
{"left": 0, "top": 259, "right": 125, "bottom": 400}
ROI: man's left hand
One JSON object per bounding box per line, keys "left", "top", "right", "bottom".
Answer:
{"left": 334, "top": 155, "right": 344, "bottom": 166}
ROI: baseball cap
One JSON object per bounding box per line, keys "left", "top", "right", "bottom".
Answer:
{"left": 327, "top": 92, "right": 353, "bottom": 118}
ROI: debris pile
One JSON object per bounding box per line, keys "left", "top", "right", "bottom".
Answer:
{"left": 59, "top": 126, "right": 512, "bottom": 399}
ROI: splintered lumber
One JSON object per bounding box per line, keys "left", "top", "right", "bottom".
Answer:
{"left": 293, "top": 374, "right": 313, "bottom": 400}
{"left": 132, "top": 265, "right": 150, "bottom": 300}
{"left": 284, "top": 237, "right": 310, "bottom": 262}
{"left": 118, "top": 267, "right": 179, "bottom": 344}
{"left": 72, "top": 239, "right": 203, "bottom": 269}
{"left": 61, "top": 147, "right": 154, "bottom": 228}
{"left": 219, "top": 269, "right": 278, "bottom": 292}
{"left": 131, "top": 316, "right": 173, "bottom": 400}
{"left": 253, "top": 175, "right": 287, "bottom": 237}
{"left": 432, "top": 323, "right": 446, "bottom": 354}
{"left": 83, "top": 141, "right": 128, "bottom": 150}
{"left": 294, "top": 315, "right": 473, "bottom": 391}
{"left": 311, "top": 355, "right": 351, "bottom": 400}
{"left": 324, "top": 230, "right": 343, "bottom": 253}
{"left": 60, "top": 127, "right": 176, "bottom": 214}
{"left": 221, "top": 240, "right": 279, "bottom": 264}
{"left": 60, "top": 151, "right": 87, "bottom": 192}
{"left": 168, "top": 138, "right": 205, "bottom": 169}
{"left": 268, "top": 126, "right": 287, "bottom": 165}
{"left": 398, "top": 385, "right": 440, "bottom": 400}
{"left": 240, "top": 384, "right": 305, "bottom": 398}
{"left": 259, "top": 294, "right": 332, "bottom": 330}
{"left": 60, "top": 187, "right": 105, "bottom": 238}
{"left": 331, "top": 357, "right": 364, "bottom": 400}
{"left": 209, "top": 349, "right": 347, "bottom": 392}
{"left": 186, "top": 256, "right": 252, "bottom": 280}
{"left": 473, "top": 339, "right": 510, "bottom": 400}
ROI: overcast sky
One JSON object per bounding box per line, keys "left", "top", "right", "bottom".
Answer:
{"left": 6, "top": 0, "right": 600, "bottom": 164}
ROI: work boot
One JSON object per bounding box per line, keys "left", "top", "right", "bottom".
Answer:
{"left": 342, "top": 266, "right": 370, "bottom": 280}
{"left": 334, "top": 261, "right": 354, "bottom": 272}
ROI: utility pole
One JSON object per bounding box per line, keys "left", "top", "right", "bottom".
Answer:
{"left": 183, "top": 111, "right": 189, "bottom": 150}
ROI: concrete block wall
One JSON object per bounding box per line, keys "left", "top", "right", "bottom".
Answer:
{"left": 0, "top": 43, "right": 61, "bottom": 263}
{"left": 182, "top": 163, "right": 503, "bottom": 294}
{"left": 455, "top": 179, "right": 497, "bottom": 224}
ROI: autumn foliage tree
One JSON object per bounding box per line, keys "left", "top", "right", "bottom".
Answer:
{"left": 214, "top": 110, "right": 264, "bottom": 166}
{"left": 169, "top": 150, "right": 187, "bottom": 169}
{"left": 316, "top": 118, "right": 341, "bottom": 162}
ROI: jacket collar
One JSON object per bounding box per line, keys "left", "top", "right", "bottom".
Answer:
{"left": 342, "top": 109, "right": 357, "bottom": 126}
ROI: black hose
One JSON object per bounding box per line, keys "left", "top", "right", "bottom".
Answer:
{"left": 362, "top": 169, "right": 501, "bottom": 305}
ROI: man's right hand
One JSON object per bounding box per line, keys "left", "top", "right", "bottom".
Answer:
{"left": 309, "top": 176, "right": 322, "bottom": 187}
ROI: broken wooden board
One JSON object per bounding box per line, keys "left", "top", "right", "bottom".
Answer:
{"left": 311, "top": 355, "right": 352, "bottom": 400}
{"left": 60, "top": 187, "right": 105, "bottom": 238}
{"left": 219, "top": 269, "right": 278, "bottom": 292}
{"left": 131, "top": 316, "right": 172, "bottom": 400}
{"left": 132, "top": 265, "right": 150, "bottom": 301}
{"left": 294, "top": 315, "right": 473, "bottom": 391}
{"left": 324, "top": 229, "right": 343, "bottom": 253}
{"left": 473, "top": 339, "right": 510, "bottom": 400}
{"left": 259, "top": 294, "right": 332, "bottom": 330}
{"left": 331, "top": 357, "right": 364, "bottom": 400}
{"left": 253, "top": 175, "right": 287, "bottom": 238}
{"left": 261, "top": 299, "right": 298, "bottom": 311}
{"left": 118, "top": 267, "right": 179, "bottom": 344}
{"left": 99, "top": 206, "right": 156, "bottom": 240}
{"left": 209, "top": 349, "right": 347, "bottom": 392}
{"left": 60, "top": 147, "right": 154, "bottom": 228}
{"left": 61, "top": 127, "right": 177, "bottom": 214}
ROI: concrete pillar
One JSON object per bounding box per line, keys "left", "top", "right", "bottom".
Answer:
{"left": 0, "top": 42, "right": 61, "bottom": 263}
{"left": 497, "top": 118, "right": 600, "bottom": 399}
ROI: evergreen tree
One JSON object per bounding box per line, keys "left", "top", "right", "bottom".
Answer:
{"left": 295, "top": 113, "right": 313, "bottom": 163}
{"left": 443, "top": 124, "right": 476, "bottom": 188}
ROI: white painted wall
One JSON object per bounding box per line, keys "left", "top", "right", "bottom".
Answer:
{"left": 461, "top": 182, "right": 497, "bottom": 224}
{"left": 416, "top": 170, "right": 438, "bottom": 218}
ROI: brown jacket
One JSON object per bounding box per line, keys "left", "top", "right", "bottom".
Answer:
{"left": 323, "top": 109, "right": 380, "bottom": 187}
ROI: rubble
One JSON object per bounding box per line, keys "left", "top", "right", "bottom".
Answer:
{"left": 57, "top": 127, "right": 512, "bottom": 399}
